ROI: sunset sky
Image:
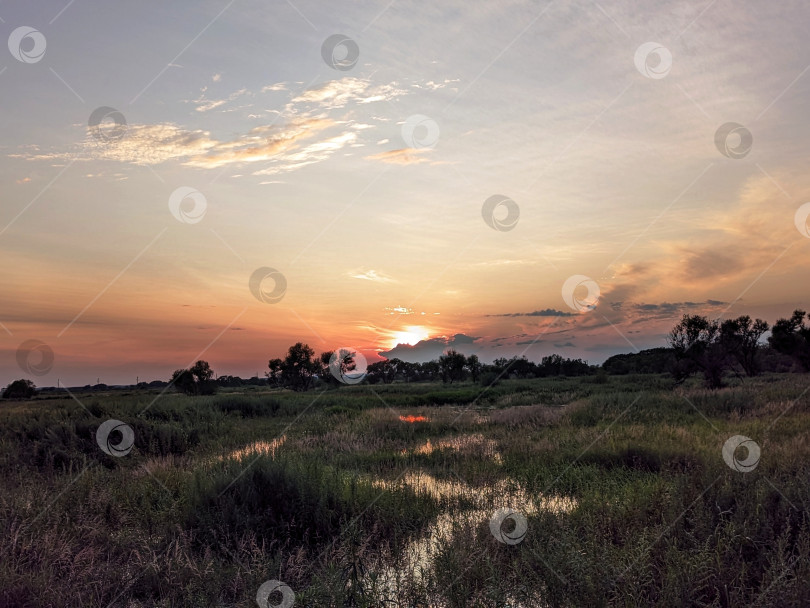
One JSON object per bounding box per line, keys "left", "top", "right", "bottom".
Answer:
{"left": 2, "top": 0, "right": 809, "bottom": 386}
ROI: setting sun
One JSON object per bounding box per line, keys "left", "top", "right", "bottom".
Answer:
{"left": 390, "top": 326, "right": 431, "bottom": 348}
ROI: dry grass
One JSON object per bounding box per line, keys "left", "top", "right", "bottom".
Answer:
{"left": 488, "top": 403, "right": 567, "bottom": 428}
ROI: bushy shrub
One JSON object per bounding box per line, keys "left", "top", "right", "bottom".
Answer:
{"left": 2, "top": 379, "right": 36, "bottom": 400}
{"left": 479, "top": 371, "right": 500, "bottom": 388}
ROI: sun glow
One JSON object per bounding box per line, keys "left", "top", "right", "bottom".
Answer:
{"left": 390, "top": 326, "right": 430, "bottom": 348}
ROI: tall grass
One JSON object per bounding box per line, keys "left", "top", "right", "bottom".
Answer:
{"left": 0, "top": 374, "right": 808, "bottom": 605}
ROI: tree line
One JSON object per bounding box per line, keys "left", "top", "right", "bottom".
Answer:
{"left": 261, "top": 343, "right": 594, "bottom": 392}
{"left": 665, "top": 310, "right": 810, "bottom": 388}
{"left": 161, "top": 308, "right": 810, "bottom": 394}
{"left": 3, "top": 310, "right": 810, "bottom": 399}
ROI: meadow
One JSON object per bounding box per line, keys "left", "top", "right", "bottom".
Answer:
{"left": 1, "top": 373, "right": 809, "bottom": 607}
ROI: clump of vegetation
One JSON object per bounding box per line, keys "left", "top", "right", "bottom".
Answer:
{"left": 2, "top": 378, "right": 36, "bottom": 399}
{"left": 770, "top": 309, "right": 810, "bottom": 371}
{"left": 668, "top": 314, "right": 770, "bottom": 388}
{"left": 171, "top": 360, "right": 218, "bottom": 395}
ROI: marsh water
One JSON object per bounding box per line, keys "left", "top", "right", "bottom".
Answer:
{"left": 225, "top": 430, "right": 576, "bottom": 606}
{"left": 368, "top": 437, "right": 576, "bottom": 606}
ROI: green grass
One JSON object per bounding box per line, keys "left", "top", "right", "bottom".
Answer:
{"left": 1, "top": 374, "right": 809, "bottom": 606}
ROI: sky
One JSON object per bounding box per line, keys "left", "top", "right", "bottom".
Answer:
{"left": 1, "top": 0, "right": 809, "bottom": 386}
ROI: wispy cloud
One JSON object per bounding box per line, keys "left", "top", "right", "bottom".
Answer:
{"left": 488, "top": 308, "right": 574, "bottom": 318}
{"left": 252, "top": 129, "right": 358, "bottom": 175}
{"left": 365, "top": 148, "right": 432, "bottom": 165}
{"left": 16, "top": 124, "right": 218, "bottom": 165}
{"left": 16, "top": 117, "right": 355, "bottom": 174}
{"left": 349, "top": 269, "right": 395, "bottom": 283}
{"left": 192, "top": 87, "right": 249, "bottom": 112}
{"left": 261, "top": 82, "right": 287, "bottom": 92}
{"left": 291, "top": 77, "right": 405, "bottom": 109}
{"left": 14, "top": 76, "right": 434, "bottom": 175}
{"left": 186, "top": 117, "right": 334, "bottom": 169}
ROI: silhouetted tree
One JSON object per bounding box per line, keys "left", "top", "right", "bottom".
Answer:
{"left": 668, "top": 315, "right": 726, "bottom": 388}
{"left": 769, "top": 310, "right": 810, "bottom": 371}
{"left": 439, "top": 349, "right": 466, "bottom": 383}
{"left": 719, "top": 315, "right": 769, "bottom": 377}
{"left": 494, "top": 355, "right": 537, "bottom": 378}
{"left": 326, "top": 348, "right": 363, "bottom": 385}
{"left": 560, "top": 357, "right": 592, "bottom": 376}
{"left": 317, "top": 351, "right": 339, "bottom": 387}
{"left": 540, "top": 354, "right": 563, "bottom": 376}
{"left": 602, "top": 348, "right": 675, "bottom": 375}
{"left": 397, "top": 360, "right": 420, "bottom": 382}
{"left": 280, "top": 342, "right": 318, "bottom": 391}
{"left": 421, "top": 360, "right": 440, "bottom": 382}
{"left": 216, "top": 375, "right": 244, "bottom": 388}
{"left": 171, "top": 360, "right": 217, "bottom": 395}
{"left": 191, "top": 360, "right": 214, "bottom": 382}
{"left": 368, "top": 359, "right": 398, "bottom": 384}
{"left": 2, "top": 379, "right": 36, "bottom": 399}
{"left": 267, "top": 358, "right": 283, "bottom": 388}
{"left": 465, "top": 354, "right": 482, "bottom": 382}
{"left": 171, "top": 369, "right": 196, "bottom": 394}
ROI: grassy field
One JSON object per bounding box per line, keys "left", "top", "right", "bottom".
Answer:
{"left": 1, "top": 373, "right": 809, "bottom": 607}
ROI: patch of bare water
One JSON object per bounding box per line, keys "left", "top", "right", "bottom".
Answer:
{"left": 369, "top": 469, "right": 576, "bottom": 606}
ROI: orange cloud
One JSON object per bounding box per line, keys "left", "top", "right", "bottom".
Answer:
{"left": 365, "top": 148, "right": 431, "bottom": 165}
